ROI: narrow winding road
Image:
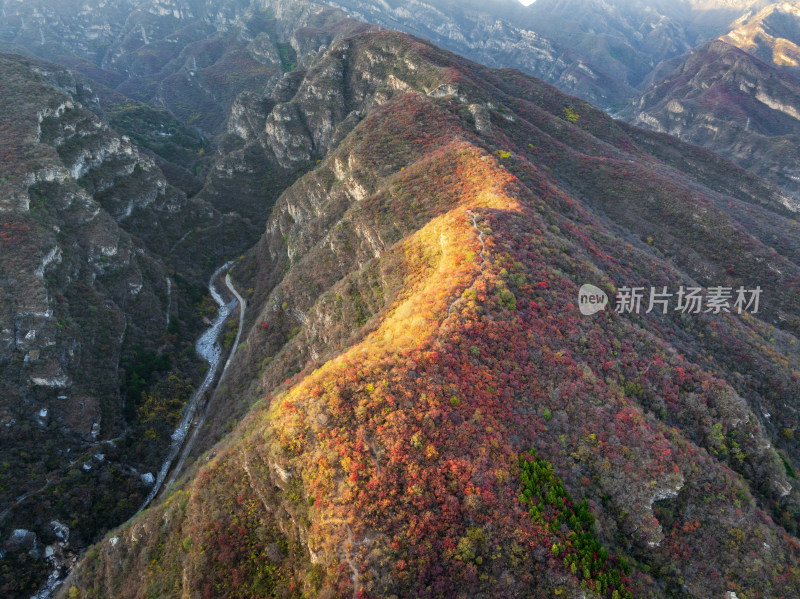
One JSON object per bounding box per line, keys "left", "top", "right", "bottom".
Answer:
{"left": 136, "top": 264, "right": 245, "bottom": 513}
{"left": 161, "top": 273, "right": 246, "bottom": 495}
{"left": 0, "top": 477, "right": 52, "bottom": 522}
{"left": 41, "top": 268, "right": 246, "bottom": 599}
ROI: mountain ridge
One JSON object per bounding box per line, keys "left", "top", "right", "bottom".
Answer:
{"left": 623, "top": 38, "right": 800, "bottom": 207}
{"left": 57, "top": 26, "right": 800, "bottom": 599}
{"left": 722, "top": 1, "right": 800, "bottom": 73}
{"left": 1, "top": 2, "right": 800, "bottom": 598}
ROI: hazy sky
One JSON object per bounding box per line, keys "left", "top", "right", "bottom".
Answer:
{"left": 518, "top": 0, "right": 536, "bottom": 5}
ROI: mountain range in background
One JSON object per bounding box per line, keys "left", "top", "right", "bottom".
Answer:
{"left": 312, "top": 0, "right": 800, "bottom": 203}
{"left": 723, "top": 1, "right": 800, "bottom": 72}
{"left": 624, "top": 38, "right": 800, "bottom": 205}
{"left": 0, "top": 1, "right": 799, "bottom": 598}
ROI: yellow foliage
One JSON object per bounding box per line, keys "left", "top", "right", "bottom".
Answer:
{"left": 564, "top": 106, "right": 580, "bottom": 123}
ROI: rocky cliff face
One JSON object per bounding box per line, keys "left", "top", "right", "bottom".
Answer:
{"left": 722, "top": 1, "right": 800, "bottom": 73}
{"left": 0, "top": 53, "right": 181, "bottom": 595}
{"left": 623, "top": 39, "right": 800, "bottom": 209}
{"left": 59, "top": 28, "right": 800, "bottom": 599}
{"left": 0, "top": 0, "right": 371, "bottom": 136}
{"left": 0, "top": 48, "right": 262, "bottom": 597}
{"left": 1, "top": 0, "right": 387, "bottom": 246}
{"left": 320, "top": 0, "right": 638, "bottom": 108}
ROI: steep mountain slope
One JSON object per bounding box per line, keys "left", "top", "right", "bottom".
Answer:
{"left": 0, "top": 0, "right": 373, "bottom": 137}
{"left": 0, "top": 5, "right": 396, "bottom": 597}
{"left": 624, "top": 39, "right": 800, "bottom": 207}
{"left": 1, "top": 0, "right": 380, "bottom": 232}
{"left": 525, "top": 0, "right": 773, "bottom": 87}
{"left": 318, "top": 0, "right": 634, "bottom": 108}
{"left": 60, "top": 29, "right": 800, "bottom": 599}
{"left": 0, "top": 3, "right": 384, "bottom": 593}
{"left": 723, "top": 1, "right": 800, "bottom": 73}
{"left": 0, "top": 52, "right": 220, "bottom": 596}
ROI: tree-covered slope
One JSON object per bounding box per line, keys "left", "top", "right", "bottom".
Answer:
{"left": 623, "top": 39, "right": 800, "bottom": 209}
{"left": 0, "top": 52, "right": 220, "bottom": 596}
{"left": 60, "top": 29, "right": 800, "bottom": 599}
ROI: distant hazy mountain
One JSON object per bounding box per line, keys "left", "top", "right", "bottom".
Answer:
{"left": 314, "top": 0, "right": 789, "bottom": 110}
{"left": 0, "top": 0, "right": 371, "bottom": 137}
{"left": 525, "top": 0, "right": 778, "bottom": 86}
{"left": 320, "top": 0, "right": 635, "bottom": 107}
{"left": 722, "top": 1, "right": 800, "bottom": 74}
{"left": 625, "top": 39, "right": 800, "bottom": 207}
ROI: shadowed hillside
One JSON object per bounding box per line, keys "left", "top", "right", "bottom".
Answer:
{"left": 58, "top": 29, "right": 800, "bottom": 599}
{"left": 624, "top": 39, "right": 800, "bottom": 207}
